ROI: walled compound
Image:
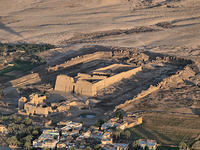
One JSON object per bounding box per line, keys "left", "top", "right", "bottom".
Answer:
{"left": 54, "top": 63, "right": 142, "bottom": 96}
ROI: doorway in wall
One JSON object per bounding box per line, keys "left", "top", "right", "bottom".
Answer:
{"left": 72, "top": 85, "right": 75, "bottom": 93}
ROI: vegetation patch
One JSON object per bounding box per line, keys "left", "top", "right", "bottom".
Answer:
{"left": 0, "top": 115, "right": 41, "bottom": 149}
{"left": 0, "top": 43, "right": 55, "bottom": 55}
{"left": 0, "top": 59, "right": 39, "bottom": 76}
{"left": 130, "top": 112, "right": 200, "bottom": 146}
{"left": 0, "top": 43, "right": 55, "bottom": 77}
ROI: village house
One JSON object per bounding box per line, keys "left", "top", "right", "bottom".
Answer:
{"left": 61, "top": 121, "right": 83, "bottom": 131}
{"left": 101, "top": 131, "right": 113, "bottom": 145}
{"left": 57, "top": 120, "right": 72, "bottom": 126}
{"left": 102, "top": 115, "right": 142, "bottom": 131}
{"left": 138, "top": 139, "right": 157, "bottom": 150}
{"left": 60, "top": 121, "right": 83, "bottom": 137}
{"left": 32, "top": 129, "right": 59, "bottom": 149}
{"left": 117, "top": 116, "right": 143, "bottom": 130}
{"left": 56, "top": 142, "right": 66, "bottom": 148}
{"left": 91, "top": 130, "right": 104, "bottom": 141}
{"left": 102, "top": 122, "right": 120, "bottom": 130}
{"left": 103, "top": 143, "right": 129, "bottom": 150}
{"left": 0, "top": 124, "right": 8, "bottom": 134}
{"left": 79, "top": 130, "right": 91, "bottom": 139}
{"left": 102, "top": 138, "right": 113, "bottom": 145}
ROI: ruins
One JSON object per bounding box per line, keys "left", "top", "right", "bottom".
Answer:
{"left": 22, "top": 93, "right": 52, "bottom": 116}
{"left": 18, "top": 93, "right": 80, "bottom": 116}
{"left": 55, "top": 64, "right": 142, "bottom": 96}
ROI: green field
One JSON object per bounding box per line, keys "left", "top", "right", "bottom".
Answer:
{"left": 0, "top": 43, "right": 55, "bottom": 76}
{"left": 130, "top": 112, "right": 200, "bottom": 146}
{"left": 0, "top": 60, "right": 37, "bottom": 76}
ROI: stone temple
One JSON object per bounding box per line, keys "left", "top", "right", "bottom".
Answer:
{"left": 54, "top": 63, "right": 142, "bottom": 96}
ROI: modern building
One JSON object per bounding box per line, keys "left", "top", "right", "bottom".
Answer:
{"left": 138, "top": 139, "right": 157, "bottom": 150}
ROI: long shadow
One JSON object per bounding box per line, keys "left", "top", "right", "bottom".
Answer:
{"left": 95, "top": 52, "right": 193, "bottom": 110}
{"left": 0, "top": 17, "right": 23, "bottom": 37}
{"left": 173, "top": 22, "right": 200, "bottom": 28}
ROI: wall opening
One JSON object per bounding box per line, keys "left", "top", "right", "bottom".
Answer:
{"left": 72, "top": 85, "right": 75, "bottom": 93}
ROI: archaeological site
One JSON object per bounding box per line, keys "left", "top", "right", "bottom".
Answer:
{"left": 1, "top": 0, "right": 200, "bottom": 148}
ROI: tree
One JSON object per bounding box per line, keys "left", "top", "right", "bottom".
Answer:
{"left": 124, "top": 130, "right": 131, "bottom": 139}
{"left": 0, "top": 89, "right": 3, "bottom": 99}
{"left": 24, "top": 141, "right": 32, "bottom": 149}
{"left": 32, "top": 129, "right": 39, "bottom": 136}
{"left": 8, "top": 123, "right": 18, "bottom": 133}
{"left": 25, "top": 118, "right": 32, "bottom": 125}
{"left": 85, "top": 146, "right": 92, "bottom": 150}
{"left": 95, "top": 119, "right": 106, "bottom": 131}
{"left": 132, "top": 141, "right": 137, "bottom": 147}
{"left": 23, "top": 135, "right": 33, "bottom": 143}
{"left": 144, "top": 146, "right": 149, "bottom": 150}
{"left": 94, "top": 144, "right": 103, "bottom": 150}
{"left": 115, "top": 109, "right": 124, "bottom": 121}
{"left": 179, "top": 141, "right": 190, "bottom": 150}
{"left": 7, "top": 136, "right": 21, "bottom": 147}
{"left": 113, "top": 129, "right": 121, "bottom": 139}
{"left": 134, "top": 145, "right": 144, "bottom": 150}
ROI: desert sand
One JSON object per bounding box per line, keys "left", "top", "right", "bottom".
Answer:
{"left": 0, "top": 0, "right": 200, "bottom": 61}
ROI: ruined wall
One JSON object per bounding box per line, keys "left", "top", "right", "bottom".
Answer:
{"left": 48, "top": 51, "right": 112, "bottom": 72}
{"left": 24, "top": 103, "right": 52, "bottom": 116}
{"left": 9, "top": 73, "right": 41, "bottom": 87}
{"left": 57, "top": 105, "right": 70, "bottom": 112}
{"left": 94, "top": 66, "right": 142, "bottom": 91}
{"left": 29, "top": 94, "right": 46, "bottom": 105}
{"left": 164, "top": 56, "right": 192, "bottom": 66}
{"left": 75, "top": 80, "right": 95, "bottom": 96}
{"left": 18, "top": 97, "right": 27, "bottom": 109}
{"left": 116, "top": 66, "right": 195, "bottom": 110}
{"left": 54, "top": 75, "right": 74, "bottom": 92}
{"left": 77, "top": 73, "right": 107, "bottom": 80}
{"left": 35, "top": 106, "right": 52, "bottom": 116}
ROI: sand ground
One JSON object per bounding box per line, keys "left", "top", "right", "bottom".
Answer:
{"left": 0, "top": 0, "right": 200, "bottom": 62}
